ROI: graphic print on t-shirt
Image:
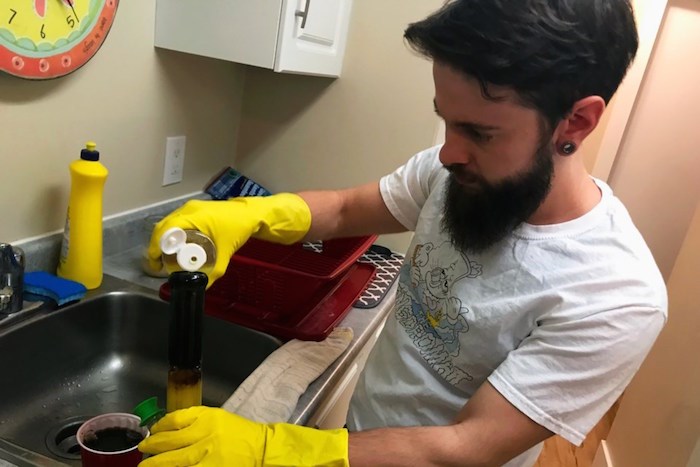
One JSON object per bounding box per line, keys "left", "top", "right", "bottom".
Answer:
{"left": 396, "top": 241, "right": 482, "bottom": 385}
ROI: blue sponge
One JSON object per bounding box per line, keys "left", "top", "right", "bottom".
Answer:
{"left": 24, "top": 272, "right": 87, "bottom": 306}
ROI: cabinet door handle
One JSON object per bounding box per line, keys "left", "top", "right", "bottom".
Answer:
{"left": 295, "top": 0, "right": 311, "bottom": 29}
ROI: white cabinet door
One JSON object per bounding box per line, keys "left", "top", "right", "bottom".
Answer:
{"left": 155, "top": 0, "right": 353, "bottom": 77}
{"left": 310, "top": 362, "right": 361, "bottom": 430}
{"left": 154, "top": 0, "right": 282, "bottom": 70}
{"left": 308, "top": 317, "right": 388, "bottom": 429}
{"left": 275, "top": 0, "right": 353, "bottom": 77}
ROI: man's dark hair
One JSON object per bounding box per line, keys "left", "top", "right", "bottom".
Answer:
{"left": 405, "top": 0, "right": 639, "bottom": 128}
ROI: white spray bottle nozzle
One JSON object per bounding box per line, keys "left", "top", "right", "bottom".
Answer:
{"left": 160, "top": 227, "right": 208, "bottom": 272}
{"left": 176, "top": 243, "right": 207, "bottom": 272}
{"left": 160, "top": 228, "right": 187, "bottom": 255}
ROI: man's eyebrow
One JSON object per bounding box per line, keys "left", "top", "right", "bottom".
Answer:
{"left": 433, "top": 99, "right": 501, "bottom": 132}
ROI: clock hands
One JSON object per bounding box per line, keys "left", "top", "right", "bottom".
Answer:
{"left": 35, "top": 0, "right": 47, "bottom": 18}
{"left": 63, "top": 0, "right": 80, "bottom": 23}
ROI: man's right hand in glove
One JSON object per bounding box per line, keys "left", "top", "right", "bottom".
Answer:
{"left": 147, "top": 193, "right": 312, "bottom": 285}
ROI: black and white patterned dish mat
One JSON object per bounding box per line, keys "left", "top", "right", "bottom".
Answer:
{"left": 304, "top": 243, "right": 404, "bottom": 309}
{"left": 354, "top": 245, "right": 404, "bottom": 308}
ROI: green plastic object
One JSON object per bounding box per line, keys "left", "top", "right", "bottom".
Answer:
{"left": 133, "top": 397, "right": 166, "bottom": 427}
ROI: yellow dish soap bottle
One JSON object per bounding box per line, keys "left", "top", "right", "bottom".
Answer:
{"left": 57, "top": 142, "right": 108, "bottom": 290}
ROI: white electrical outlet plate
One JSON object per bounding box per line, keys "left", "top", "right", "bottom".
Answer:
{"left": 162, "top": 136, "right": 186, "bottom": 186}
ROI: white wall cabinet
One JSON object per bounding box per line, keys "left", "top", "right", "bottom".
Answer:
{"left": 154, "top": 0, "right": 353, "bottom": 78}
{"left": 307, "top": 316, "right": 388, "bottom": 429}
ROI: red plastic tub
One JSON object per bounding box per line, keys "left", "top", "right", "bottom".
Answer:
{"left": 160, "top": 235, "right": 377, "bottom": 341}
{"left": 215, "top": 235, "right": 376, "bottom": 316}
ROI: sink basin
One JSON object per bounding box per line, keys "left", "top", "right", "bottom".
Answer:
{"left": 0, "top": 289, "right": 282, "bottom": 465}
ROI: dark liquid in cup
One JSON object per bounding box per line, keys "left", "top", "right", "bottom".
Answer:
{"left": 84, "top": 427, "right": 144, "bottom": 452}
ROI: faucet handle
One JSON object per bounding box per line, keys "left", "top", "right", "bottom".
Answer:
{"left": 13, "top": 245, "right": 24, "bottom": 269}
{"left": 0, "top": 243, "right": 24, "bottom": 315}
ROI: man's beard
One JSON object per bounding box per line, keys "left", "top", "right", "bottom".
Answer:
{"left": 441, "top": 140, "right": 555, "bottom": 254}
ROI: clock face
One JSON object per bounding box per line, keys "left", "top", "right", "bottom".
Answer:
{"left": 0, "top": 0, "right": 118, "bottom": 80}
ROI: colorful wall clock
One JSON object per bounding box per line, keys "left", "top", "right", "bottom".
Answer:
{"left": 0, "top": 0, "right": 119, "bottom": 80}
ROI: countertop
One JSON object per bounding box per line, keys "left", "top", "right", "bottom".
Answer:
{"left": 1, "top": 194, "right": 398, "bottom": 465}
{"left": 103, "top": 244, "right": 398, "bottom": 426}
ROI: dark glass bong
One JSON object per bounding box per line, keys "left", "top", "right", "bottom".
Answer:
{"left": 166, "top": 271, "right": 207, "bottom": 413}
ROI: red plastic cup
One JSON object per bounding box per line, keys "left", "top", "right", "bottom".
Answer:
{"left": 76, "top": 413, "right": 149, "bottom": 467}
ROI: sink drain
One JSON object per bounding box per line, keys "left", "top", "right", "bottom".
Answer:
{"left": 45, "top": 415, "right": 94, "bottom": 460}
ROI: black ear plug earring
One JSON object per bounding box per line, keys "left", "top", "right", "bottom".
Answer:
{"left": 560, "top": 141, "right": 577, "bottom": 155}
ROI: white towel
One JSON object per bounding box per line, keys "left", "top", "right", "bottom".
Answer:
{"left": 221, "top": 327, "right": 354, "bottom": 423}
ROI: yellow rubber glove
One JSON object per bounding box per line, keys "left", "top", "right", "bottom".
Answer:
{"left": 147, "top": 194, "right": 312, "bottom": 286}
{"left": 138, "top": 406, "right": 349, "bottom": 467}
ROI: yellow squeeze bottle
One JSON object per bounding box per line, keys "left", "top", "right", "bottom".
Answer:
{"left": 57, "top": 142, "right": 108, "bottom": 289}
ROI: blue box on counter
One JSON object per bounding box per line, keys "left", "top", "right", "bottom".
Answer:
{"left": 204, "top": 167, "right": 272, "bottom": 200}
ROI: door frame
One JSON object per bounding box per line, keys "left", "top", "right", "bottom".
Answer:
{"left": 591, "top": 0, "right": 670, "bottom": 182}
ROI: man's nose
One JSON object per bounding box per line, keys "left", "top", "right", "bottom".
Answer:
{"left": 439, "top": 131, "right": 472, "bottom": 166}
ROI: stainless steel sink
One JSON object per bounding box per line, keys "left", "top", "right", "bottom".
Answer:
{"left": 0, "top": 281, "right": 281, "bottom": 465}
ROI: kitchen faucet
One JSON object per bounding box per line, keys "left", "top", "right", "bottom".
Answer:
{"left": 0, "top": 243, "right": 24, "bottom": 316}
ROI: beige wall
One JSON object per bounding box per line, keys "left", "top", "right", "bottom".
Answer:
{"left": 592, "top": 2, "right": 700, "bottom": 465}
{"left": 607, "top": 0, "right": 700, "bottom": 279}
{"left": 1, "top": 0, "right": 445, "bottom": 254}
{"left": 0, "top": 0, "right": 245, "bottom": 243}
{"left": 591, "top": 0, "right": 669, "bottom": 181}
{"left": 600, "top": 199, "right": 700, "bottom": 467}
{"left": 581, "top": 95, "right": 616, "bottom": 173}
{"left": 689, "top": 440, "right": 700, "bottom": 467}
{"left": 234, "top": 0, "right": 444, "bottom": 253}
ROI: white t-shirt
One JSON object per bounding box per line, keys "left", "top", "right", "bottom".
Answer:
{"left": 346, "top": 146, "right": 667, "bottom": 466}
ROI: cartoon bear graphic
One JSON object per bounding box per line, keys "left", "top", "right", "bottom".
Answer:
{"left": 402, "top": 241, "right": 482, "bottom": 356}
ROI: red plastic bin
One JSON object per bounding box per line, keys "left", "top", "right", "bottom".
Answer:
{"left": 160, "top": 235, "right": 377, "bottom": 341}
{"left": 205, "top": 262, "right": 374, "bottom": 341}
{"left": 213, "top": 235, "right": 376, "bottom": 318}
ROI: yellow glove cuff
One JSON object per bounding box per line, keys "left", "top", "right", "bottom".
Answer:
{"left": 263, "top": 423, "right": 349, "bottom": 467}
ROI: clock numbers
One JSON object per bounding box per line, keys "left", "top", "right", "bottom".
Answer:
{"left": 1, "top": 0, "right": 119, "bottom": 80}
{"left": 66, "top": 1, "right": 80, "bottom": 24}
